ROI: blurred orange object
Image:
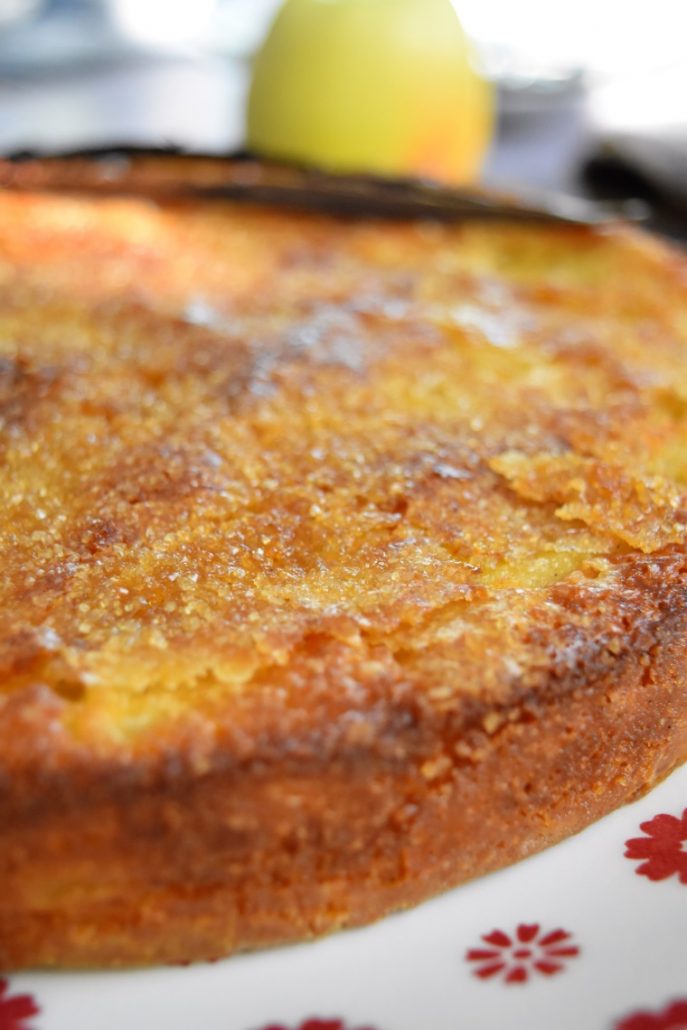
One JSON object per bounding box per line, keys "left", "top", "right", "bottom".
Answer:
{"left": 247, "top": 0, "right": 493, "bottom": 185}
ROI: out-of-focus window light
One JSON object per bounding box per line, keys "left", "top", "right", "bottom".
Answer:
{"left": 456, "top": 0, "right": 686, "bottom": 83}
{"left": 111, "top": 0, "right": 218, "bottom": 49}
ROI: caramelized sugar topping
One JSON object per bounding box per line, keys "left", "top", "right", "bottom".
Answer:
{"left": 0, "top": 184, "right": 685, "bottom": 746}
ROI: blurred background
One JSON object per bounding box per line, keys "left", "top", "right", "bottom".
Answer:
{"left": 0, "top": 0, "right": 685, "bottom": 236}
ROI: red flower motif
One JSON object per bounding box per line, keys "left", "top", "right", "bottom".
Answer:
{"left": 0, "top": 979, "right": 39, "bottom": 1030}
{"left": 614, "top": 998, "right": 687, "bottom": 1030}
{"left": 625, "top": 809, "right": 687, "bottom": 884}
{"left": 465, "top": 923, "right": 580, "bottom": 984}
{"left": 258, "top": 1021, "right": 377, "bottom": 1030}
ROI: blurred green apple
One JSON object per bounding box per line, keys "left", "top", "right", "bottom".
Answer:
{"left": 247, "top": 0, "right": 493, "bottom": 184}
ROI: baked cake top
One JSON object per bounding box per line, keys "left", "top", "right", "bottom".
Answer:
{"left": 0, "top": 161, "right": 685, "bottom": 774}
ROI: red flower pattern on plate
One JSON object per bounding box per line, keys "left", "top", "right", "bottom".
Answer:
{"left": 625, "top": 808, "right": 687, "bottom": 884}
{"left": 0, "top": 979, "right": 40, "bottom": 1030}
{"left": 258, "top": 1021, "right": 377, "bottom": 1030}
{"left": 613, "top": 998, "right": 687, "bottom": 1030}
{"left": 465, "top": 923, "right": 580, "bottom": 984}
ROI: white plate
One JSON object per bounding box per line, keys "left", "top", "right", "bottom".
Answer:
{"left": 6, "top": 762, "right": 687, "bottom": 1030}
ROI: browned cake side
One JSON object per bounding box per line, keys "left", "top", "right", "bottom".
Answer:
{"left": 1, "top": 159, "right": 687, "bottom": 968}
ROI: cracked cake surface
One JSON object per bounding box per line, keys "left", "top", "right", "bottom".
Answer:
{"left": 1, "top": 156, "right": 686, "bottom": 968}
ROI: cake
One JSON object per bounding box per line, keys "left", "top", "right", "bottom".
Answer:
{"left": 1, "top": 155, "right": 686, "bottom": 969}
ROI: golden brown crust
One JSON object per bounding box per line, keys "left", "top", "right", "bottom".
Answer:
{"left": 4, "top": 574, "right": 687, "bottom": 968}
{"left": 0, "top": 157, "right": 686, "bottom": 968}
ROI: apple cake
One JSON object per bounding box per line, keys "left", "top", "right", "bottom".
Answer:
{"left": 0, "top": 155, "right": 686, "bottom": 968}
